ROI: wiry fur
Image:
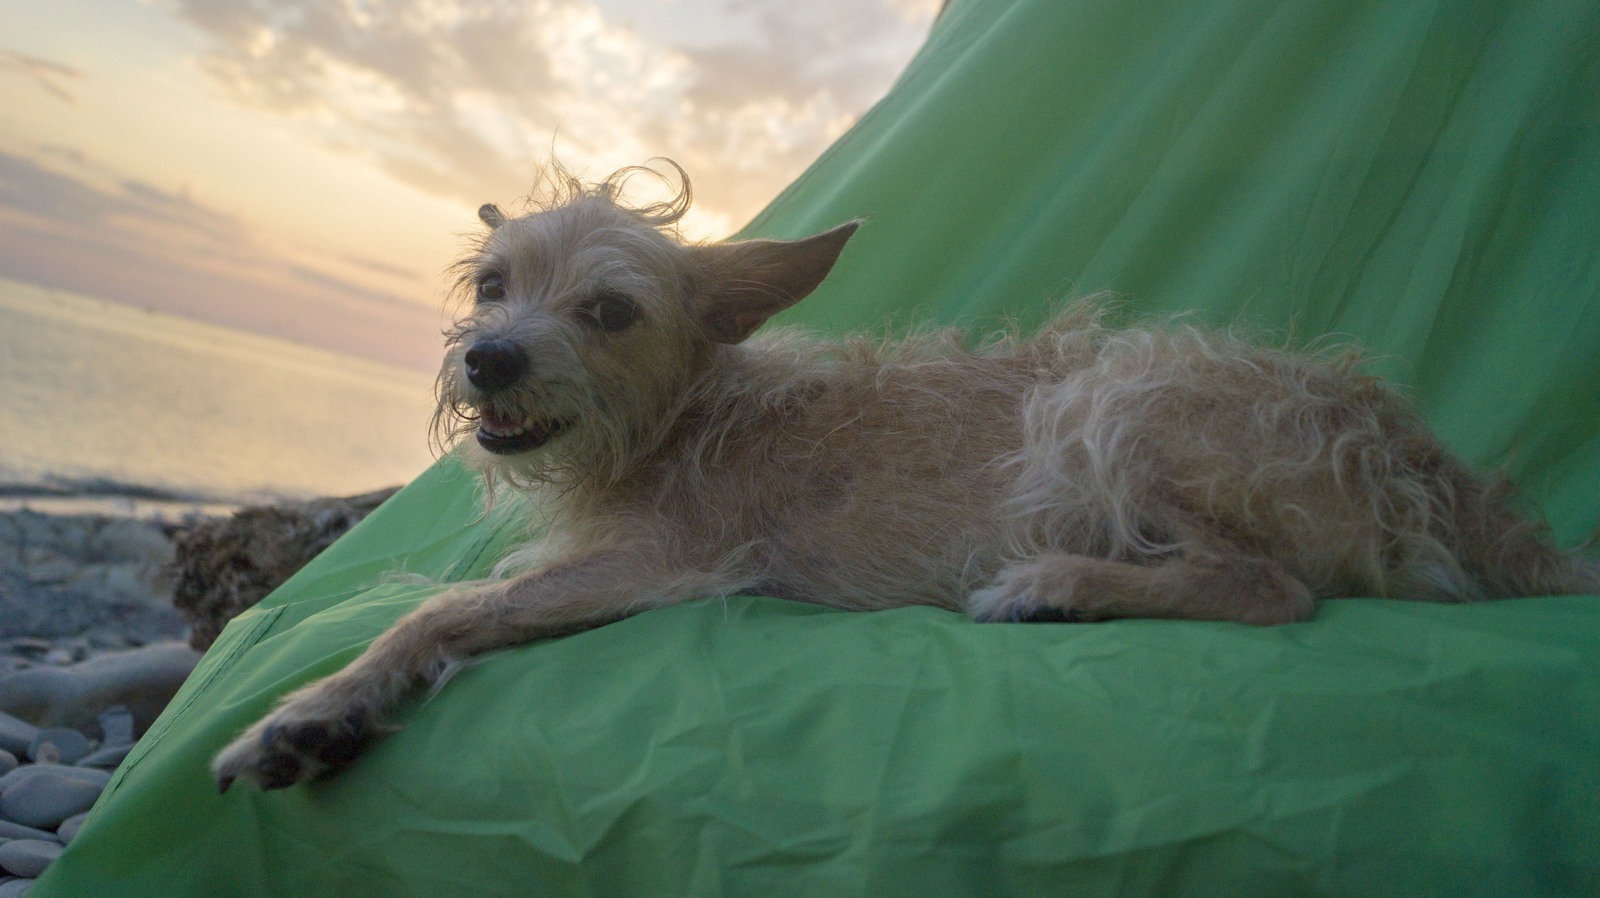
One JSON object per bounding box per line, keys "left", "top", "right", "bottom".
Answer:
{"left": 214, "top": 163, "right": 1599, "bottom": 791}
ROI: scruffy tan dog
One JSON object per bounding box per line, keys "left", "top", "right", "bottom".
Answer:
{"left": 214, "top": 164, "right": 1599, "bottom": 791}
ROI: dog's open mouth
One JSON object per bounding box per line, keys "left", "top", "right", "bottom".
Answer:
{"left": 474, "top": 406, "right": 571, "bottom": 455}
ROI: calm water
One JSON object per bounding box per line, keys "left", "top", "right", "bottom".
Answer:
{"left": 0, "top": 276, "right": 441, "bottom": 514}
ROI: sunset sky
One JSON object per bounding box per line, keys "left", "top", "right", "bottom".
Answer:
{"left": 0, "top": 0, "right": 938, "bottom": 370}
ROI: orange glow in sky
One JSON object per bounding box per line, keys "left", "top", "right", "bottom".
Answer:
{"left": 0, "top": 0, "right": 938, "bottom": 370}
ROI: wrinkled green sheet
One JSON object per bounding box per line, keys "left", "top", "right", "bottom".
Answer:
{"left": 33, "top": 0, "right": 1600, "bottom": 895}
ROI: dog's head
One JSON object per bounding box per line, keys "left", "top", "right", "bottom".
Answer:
{"left": 434, "top": 161, "right": 858, "bottom": 486}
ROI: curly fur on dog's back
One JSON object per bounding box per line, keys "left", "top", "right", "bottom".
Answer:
{"left": 1003, "top": 316, "right": 1592, "bottom": 601}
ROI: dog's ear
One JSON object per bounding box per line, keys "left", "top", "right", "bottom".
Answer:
{"left": 478, "top": 204, "right": 507, "bottom": 229}
{"left": 691, "top": 220, "right": 860, "bottom": 343}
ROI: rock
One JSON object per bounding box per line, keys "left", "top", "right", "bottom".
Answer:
{"left": 0, "top": 840, "right": 60, "bottom": 878}
{"left": 26, "top": 728, "right": 92, "bottom": 765}
{"left": 0, "top": 878, "right": 34, "bottom": 898}
{"left": 23, "top": 561, "right": 75, "bottom": 586}
{"left": 97, "top": 706, "right": 134, "bottom": 748}
{"left": 0, "top": 749, "right": 14, "bottom": 776}
{"left": 55, "top": 810, "right": 89, "bottom": 842}
{"left": 1, "top": 640, "right": 52, "bottom": 659}
{"left": 0, "top": 765, "right": 109, "bottom": 830}
{"left": 0, "top": 819, "right": 58, "bottom": 842}
{"left": 0, "top": 641, "right": 201, "bottom": 736}
{"left": 0, "top": 509, "right": 188, "bottom": 646}
{"left": 172, "top": 487, "right": 398, "bottom": 649}
{"left": 0, "top": 764, "right": 110, "bottom": 792}
{"left": 0, "top": 714, "right": 37, "bottom": 758}
{"left": 75, "top": 743, "right": 132, "bottom": 770}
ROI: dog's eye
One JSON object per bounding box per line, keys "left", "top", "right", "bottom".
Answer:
{"left": 477, "top": 274, "right": 505, "bottom": 302}
{"left": 582, "top": 291, "right": 639, "bottom": 332}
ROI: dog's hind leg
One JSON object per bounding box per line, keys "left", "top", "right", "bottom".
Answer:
{"left": 1452, "top": 506, "right": 1600, "bottom": 600}
{"left": 213, "top": 546, "right": 753, "bottom": 791}
{"left": 1378, "top": 458, "right": 1600, "bottom": 601}
{"left": 967, "top": 548, "right": 1315, "bottom": 626}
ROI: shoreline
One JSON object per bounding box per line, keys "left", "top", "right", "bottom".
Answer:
{"left": 2, "top": 481, "right": 400, "bottom": 673}
{"left": 0, "top": 476, "right": 266, "bottom": 520}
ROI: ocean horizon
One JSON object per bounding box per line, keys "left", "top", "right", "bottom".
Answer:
{"left": 0, "top": 276, "right": 442, "bottom": 517}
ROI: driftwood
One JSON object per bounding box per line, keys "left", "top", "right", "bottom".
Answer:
{"left": 172, "top": 487, "right": 399, "bottom": 649}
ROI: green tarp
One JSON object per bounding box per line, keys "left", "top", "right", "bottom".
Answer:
{"left": 33, "top": 0, "right": 1600, "bottom": 894}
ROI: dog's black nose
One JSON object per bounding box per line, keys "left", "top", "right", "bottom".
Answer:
{"left": 464, "top": 340, "right": 528, "bottom": 392}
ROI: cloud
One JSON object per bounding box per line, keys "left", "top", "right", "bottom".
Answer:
{"left": 167, "top": 0, "right": 938, "bottom": 234}
{"left": 0, "top": 147, "right": 444, "bottom": 369}
{"left": 0, "top": 48, "right": 84, "bottom": 104}
{"left": 0, "top": 1, "right": 938, "bottom": 372}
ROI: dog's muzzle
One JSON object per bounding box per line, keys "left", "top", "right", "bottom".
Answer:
{"left": 461, "top": 340, "right": 572, "bottom": 454}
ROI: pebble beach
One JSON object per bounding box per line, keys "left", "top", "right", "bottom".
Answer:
{"left": 0, "top": 479, "right": 401, "bottom": 892}
{"left": 0, "top": 501, "right": 209, "bottom": 892}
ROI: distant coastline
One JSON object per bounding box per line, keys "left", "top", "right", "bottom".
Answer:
{"left": 0, "top": 475, "right": 246, "bottom": 520}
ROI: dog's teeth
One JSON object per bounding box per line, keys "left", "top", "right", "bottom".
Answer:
{"left": 475, "top": 410, "right": 551, "bottom": 441}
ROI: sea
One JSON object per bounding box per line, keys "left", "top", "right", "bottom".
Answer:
{"left": 0, "top": 276, "right": 441, "bottom": 518}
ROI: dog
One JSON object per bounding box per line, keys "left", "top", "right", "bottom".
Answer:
{"left": 214, "top": 163, "right": 1599, "bottom": 791}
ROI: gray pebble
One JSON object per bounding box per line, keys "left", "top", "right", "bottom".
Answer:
{"left": 0, "top": 765, "right": 107, "bottom": 829}
{"left": 75, "top": 743, "right": 133, "bottom": 770}
{"left": 56, "top": 810, "right": 89, "bottom": 842}
{"left": 0, "top": 879, "right": 34, "bottom": 898}
{"left": 27, "top": 728, "right": 92, "bottom": 765}
{"left": 0, "top": 714, "right": 36, "bottom": 758}
{"left": 97, "top": 706, "right": 134, "bottom": 748}
{"left": 0, "top": 642, "right": 201, "bottom": 737}
{"left": 0, "top": 749, "right": 15, "bottom": 777}
{"left": 3, "top": 638, "right": 53, "bottom": 657}
{"left": 0, "top": 820, "right": 58, "bottom": 842}
{"left": 0, "top": 764, "right": 110, "bottom": 792}
{"left": 0, "top": 840, "right": 60, "bottom": 878}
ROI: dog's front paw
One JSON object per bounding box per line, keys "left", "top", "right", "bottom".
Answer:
{"left": 213, "top": 697, "right": 385, "bottom": 793}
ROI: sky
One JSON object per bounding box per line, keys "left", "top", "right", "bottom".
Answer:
{"left": 0, "top": 0, "right": 939, "bottom": 370}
